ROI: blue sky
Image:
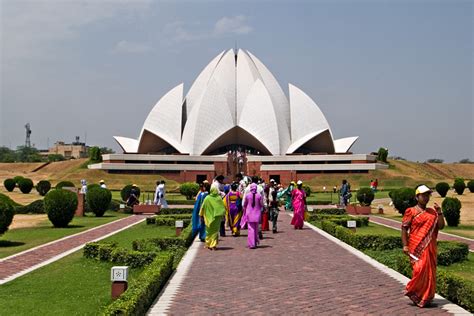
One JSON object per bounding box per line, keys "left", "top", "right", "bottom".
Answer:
{"left": 1, "top": 0, "right": 472, "bottom": 162}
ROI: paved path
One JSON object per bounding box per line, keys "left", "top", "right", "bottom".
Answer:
{"left": 369, "top": 216, "right": 474, "bottom": 252}
{"left": 150, "top": 212, "right": 460, "bottom": 315}
{"left": 0, "top": 215, "right": 146, "bottom": 284}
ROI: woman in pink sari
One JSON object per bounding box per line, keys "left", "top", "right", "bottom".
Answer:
{"left": 241, "top": 183, "right": 263, "bottom": 249}
{"left": 401, "top": 185, "right": 445, "bottom": 307}
{"left": 291, "top": 180, "right": 306, "bottom": 229}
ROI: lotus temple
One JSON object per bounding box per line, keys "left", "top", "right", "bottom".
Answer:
{"left": 89, "top": 49, "right": 387, "bottom": 183}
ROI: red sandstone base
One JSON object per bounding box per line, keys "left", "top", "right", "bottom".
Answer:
{"left": 346, "top": 205, "right": 371, "bottom": 215}
{"left": 133, "top": 204, "right": 159, "bottom": 214}
{"left": 112, "top": 281, "right": 128, "bottom": 300}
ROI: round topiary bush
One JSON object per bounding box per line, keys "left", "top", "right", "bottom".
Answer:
{"left": 356, "top": 187, "right": 375, "bottom": 206}
{"left": 18, "top": 178, "right": 34, "bottom": 194}
{"left": 36, "top": 180, "right": 51, "bottom": 196}
{"left": 442, "top": 197, "right": 461, "bottom": 227}
{"left": 453, "top": 178, "right": 466, "bottom": 195}
{"left": 15, "top": 199, "right": 44, "bottom": 214}
{"left": 390, "top": 187, "right": 416, "bottom": 215}
{"left": 467, "top": 180, "right": 474, "bottom": 193}
{"left": 55, "top": 181, "right": 76, "bottom": 190}
{"left": 0, "top": 200, "right": 14, "bottom": 235}
{"left": 303, "top": 185, "right": 311, "bottom": 197}
{"left": 179, "top": 182, "right": 200, "bottom": 200}
{"left": 87, "top": 183, "right": 101, "bottom": 192}
{"left": 3, "top": 179, "right": 16, "bottom": 192}
{"left": 435, "top": 182, "right": 450, "bottom": 198}
{"left": 86, "top": 187, "right": 112, "bottom": 217}
{"left": 13, "top": 176, "right": 25, "bottom": 184}
{"left": 120, "top": 184, "right": 141, "bottom": 202}
{"left": 44, "top": 189, "right": 78, "bottom": 227}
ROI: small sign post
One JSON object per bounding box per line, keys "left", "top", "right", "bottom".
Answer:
{"left": 111, "top": 266, "right": 129, "bottom": 299}
{"left": 176, "top": 220, "right": 184, "bottom": 236}
{"left": 347, "top": 220, "right": 357, "bottom": 232}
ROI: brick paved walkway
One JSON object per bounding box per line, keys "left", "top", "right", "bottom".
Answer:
{"left": 156, "top": 212, "right": 453, "bottom": 315}
{"left": 370, "top": 216, "right": 474, "bottom": 251}
{"left": 0, "top": 215, "right": 146, "bottom": 284}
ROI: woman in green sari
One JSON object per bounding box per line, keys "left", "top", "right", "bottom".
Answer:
{"left": 199, "top": 187, "right": 226, "bottom": 250}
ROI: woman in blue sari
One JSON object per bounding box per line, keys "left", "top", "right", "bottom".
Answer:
{"left": 192, "top": 182, "right": 210, "bottom": 242}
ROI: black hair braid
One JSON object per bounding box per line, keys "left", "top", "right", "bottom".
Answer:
{"left": 252, "top": 192, "right": 256, "bottom": 207}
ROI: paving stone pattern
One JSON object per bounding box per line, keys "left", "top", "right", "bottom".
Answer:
{"left": 165, "top": 212, "right": 450, "bottom": 315}
{"left": 0, "top": 215, "right": 146, "bottom": 282}
{"left": 370, "top": 216, "right": 474, "bottom": 251}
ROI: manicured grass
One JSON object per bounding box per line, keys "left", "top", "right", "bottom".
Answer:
{"left": 352, "top": 222, "right": 401, "bottom": 236}
{"left": 306, "top": 191, "right": 389, "bottom": 204}
{"left": 0, "top": 224, "right": 176, "bottom": 315}
{"left": 0, "top": 211, "right": 129, "bottom": 259}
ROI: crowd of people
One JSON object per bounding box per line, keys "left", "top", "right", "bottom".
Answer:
{"left": 191, "top": 173, "right": 308, "bottom": 250}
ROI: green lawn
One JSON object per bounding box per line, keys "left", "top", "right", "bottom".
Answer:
{"left": 0, "top": 223, "right": 176, "bottom": 315}
{"left": 306, "top": 191, "right": 389, "bottom": 204}
{"left": 0, "top": 211, "right": 129, "bottom": 259}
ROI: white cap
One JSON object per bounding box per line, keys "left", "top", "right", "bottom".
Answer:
{"left": 415, "top": 185, "right": 432, "bottom": 195}
{"left": 270, "top": 179, "right": 275, "bottom": 183}
{"left": 297, "top": 180, "right": 303, "bottom": 185}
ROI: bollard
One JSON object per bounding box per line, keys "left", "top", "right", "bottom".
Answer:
{"left": 111, "top": 266, "right": 128, "bottom": 300}
{"left": 176, "top": 220, "right": 184, "bottom": 236}
{"left": 347, "top": 220, "right": 357, "bottom": 232}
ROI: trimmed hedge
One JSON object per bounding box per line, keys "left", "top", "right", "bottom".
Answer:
{"left": 18, "top": 178, "right": 34, "bottom": 194}
{"left": 15, "top": 199, "right": 44, "bottom": 214}
{"left": 306, "top": 200, "right": 333, "bottom": 205}
{"left": 313, "top": 208, "right": 346, "bottom": 215}
{"left": 36, "top": 180, "right": 51, "bottom": 196}
{"left": 435, "top": 182, "right": 450, "bottom": 198}
{"left": 44, "top": 189, "right": 78, "bottom": 227}
{"left": 3, "top": 179, "right": 15, "bottom": 192}
{"left": 0, "top": 200, "right": 15, "bottom": 235}
{"left": 86, "top": 187, "right": 112, "bottom": 217}
{"left": 437, "top": 241, "right": 469, "bottom": 266}
{"left": 102, "top": 253, "right": 174, "bottom": 316}
{"left": 55, "top": 181, "right": 76, "bottom": 189}
{"left": 179, "top": 182, "right": 200, "bottom": 200}
{"left": 158, "top": 208, "right": 193, "bottom": 215}
{"left": 467, "top": 180, "right": 474, "bottom": 193}
{"left": 453, "top": 178, "right": 466, "bottom": 195}
{"left": 83, "top": 241, "right": 156, "bottom": 268}
{"left": 146, "top": 215, "right": 191, "bottom": 227}
{"left": 13, "top": 176, "right": 24, "bottom": 184}
{"left": 307, "top": 214, "right": 368, "bottom": 227}
{"left": 442, "top": 197, "right": 461, "bottom": 227}
{"left": 133, "top": 225, "right": 194, "bottom": 252}
{"left": 356, "top": 187, "right": 375, "bottom": 206}
{"left": 166, "top": 199, "right": 196, "bottom": 205}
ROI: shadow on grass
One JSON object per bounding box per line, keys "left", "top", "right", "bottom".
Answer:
{"left": 62, "top": 225, "right": 85, "bottom": 229}
{"left": 0, "top": 240, "right": 26, "bottom": 247}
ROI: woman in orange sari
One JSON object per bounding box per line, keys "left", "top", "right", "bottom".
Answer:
{"left": 401, "top": 185, "right": 445, "bottom": 307}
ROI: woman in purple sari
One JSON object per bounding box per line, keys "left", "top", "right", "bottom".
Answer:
{"left": 241, "top": 183, "right": 263, "bottom": 249}
{"left": 224, "top": 182, "right": 242, "bottom": 237}
{"left": 291, "top": 180, "right": 306, "bottom": 229}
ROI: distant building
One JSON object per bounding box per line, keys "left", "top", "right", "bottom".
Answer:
{"left": 48, "top": 137, "right": 88, "bottom": 159}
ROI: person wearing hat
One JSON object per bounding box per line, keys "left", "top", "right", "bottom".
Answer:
{"left": 99, "top": 180, "right": 107, "bottom": 189}
{"left": 402, "top": 184, "right": 445, "bottom": 308}
{"left": 126, "top": 184, "right": 139, "bottom": 208}
{"left": 290, "top": 180, "right": 307, "bottom": 229}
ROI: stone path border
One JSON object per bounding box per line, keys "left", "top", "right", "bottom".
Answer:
{"left": 0, "top": 215, "right": 146, "bottom": 285}
{"left": 369, "top": 215, "right": 474, "bottom": 252}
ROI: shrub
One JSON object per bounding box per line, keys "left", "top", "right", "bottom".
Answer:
{"left": 55, "top": 181, "right": 75, "bottom": 190}
{"left": 179, "top": 182, "right": 200, "bottom": 200}
{"left": 377, "top": 147, "right": 388, "bottom": 163}
{"left": 453, "top": 177, "right": 466, "bottom": 195}
{"left": 36, "top": 180, "right": 51, "bottom": 196}
{"left": 0, "top": 193, "right": 20, "bottom": 207}
{"left": 0, "top": 200, "right": 14, "bottom": 235}
{"left": 88, "top": 146, "right": 102, "bottom": 163}
{"left": 435, "top": 182, "right": 450, "bottom": 197}
{"left": 442, "top": 197, "right": 461, "bottom": 227}
{"left": 437, "top": 271, "right": 474, "bottom": 312}
{"left": 86, "top": 187, "right": 112, "bottom": 217}
{"left": 120, "top": 184, "right": 141, "bottom": 202}
{"left": 15, "top": 200, "right": 44, "bottom": 214}
{"left": 13, "top": 176, "right": 25, "bottom": 184}
{"left": 3, "top": 179, "right": 15, "bottom": 192}
{"left": 87, "top": 183, "right": 101, "bottom": 191}
{"left": 44, "top": 189, "right": 78, "bottom": 227}
{"left": 467, "top": 180, "right": 474, "bottom": 193}
{"left": 83, "top": 241, "right": 156, "bottom": 268}
{"left": 437, "top": 241, "right": 469, "bottom": 266}
{"left": 390, "top": 187, "right": 416, "bottom": 215}
{"left": 303, "top": 185, "right": 311, "bottom": 197}
{"left": 314, "top": 208, "right": 346, "bottom": 215}
{"left": 17, "top": 178, "right": 34, "bottom": 194}
{"left": 109, "top": 199, "right": 121, "bottom": 212}
{"left": 356, "top": 187, "right": 375, "bottom": 206}
{"left": 158, "top": 208, "right": 193, "bottom": 215}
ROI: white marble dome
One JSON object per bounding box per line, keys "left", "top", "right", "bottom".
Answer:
{"left": 114, "top": 49, "right": 358, "bottom": 156}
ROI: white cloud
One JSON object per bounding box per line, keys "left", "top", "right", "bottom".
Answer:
{"left": 163, "top": 15, "right": 253, "bottom": 43}
{"left": 113, "top": 40, "right": 152, "bottom": 54}
{"left": 213, "top": 15, "right": 253, "bottom": 36}
{"left": 1, "top": 0, "right": 153, "bottom": 62}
